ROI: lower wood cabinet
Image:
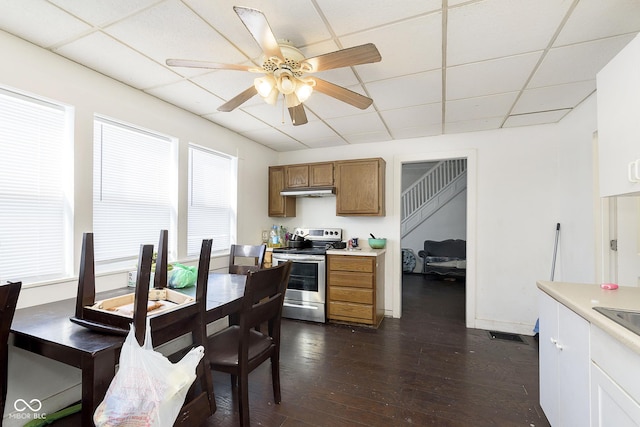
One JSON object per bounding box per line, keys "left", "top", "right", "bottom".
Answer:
{"left": 327, "top": 253, "right": 385, "bottom": 327}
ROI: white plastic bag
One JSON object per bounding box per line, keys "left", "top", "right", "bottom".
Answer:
{"left": 94, "top": 321, "right": 204, "bottom": 427}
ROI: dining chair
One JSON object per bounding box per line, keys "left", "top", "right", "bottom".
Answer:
{"left": 207, "top": 260, "right": 292, "bottom": 427}
{"left": 131, "top": 238, "right": 216, "bottom": 426}
{"left": 0, "top": 281, "right": 21, "bottom": 425}
{"left": 228, "top": 244, "right": 267, "bottom": 275}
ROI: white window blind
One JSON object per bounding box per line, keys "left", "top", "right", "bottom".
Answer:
{"left": 0, "top": 88, "right": 72, "bottom": 283}
{"left": 93, "top": 117, "right": 176, "bottom": 263}
{"left": 188, "top": 145, "right": 235, "bottom": 256}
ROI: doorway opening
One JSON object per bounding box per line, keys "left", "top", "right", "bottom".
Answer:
{"left": 393, "top": 150, "right": 476, "bottom": 328}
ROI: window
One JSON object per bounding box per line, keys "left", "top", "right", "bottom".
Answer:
{"left": 0, "top": 87, "right": 73, "bottom": 283}
{"left": 93, "top": 117, "right": 177, "bottom": 264}
{"left": 188, "top": 145, "right": 236, "bottom": 256}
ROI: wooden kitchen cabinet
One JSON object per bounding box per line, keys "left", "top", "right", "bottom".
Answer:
{"left": 539, "top": 290, "right": 590, "bottom": 427}
{"left": 328, "top": 253, "right": 385, "bottom": 327}
{"left": 268, "top": 166, "right": 296, "bottom": 217}
{"left": 285, "top": 162, "right": 334, "bottom": 188}
{"left": 597, "top": 33, "right": 640, "bottom": 197}
{"left": 335, "top": 158, "right": 385, "bottom": 216}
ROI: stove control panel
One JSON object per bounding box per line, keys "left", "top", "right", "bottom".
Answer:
{"left": 293, "top": 227, "right": 342, "bottom": 241}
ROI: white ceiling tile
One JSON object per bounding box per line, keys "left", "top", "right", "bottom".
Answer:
{"left": 340, "top": 13, "right": 442, "bottom": 82}
{"left": 105, "top": 0, "right": 247, "bottom": 66}
{"left": 343, "top": 130, "right": 392, "bottom": 144}
{"left": 277, "top": 119, "right": 338, "bottom": 141}
{"left": 446, "top": 52, "right": 542, "bottom": 100}
{"left": 190, "top": 70, "right": 262, "bottom": 104}
{"left": 503, "top": 109, "right": 571, "bottom": 128}
{"left": 49, "top": 0, "right": 163, "bottom": 26}
{"left": 316, "top": 0, "right": 441, "bottom": 35}
{"left": 381, "top": 103, "right": 442, "bottom": 128}
{"left": 145, "top": 80, "right": 223, "bottom": 115}
{"left": 303, "top": 88, "right": 371, "bottom": 119}
{"left": 554, "top": 0, "right": 640, "bottom": 46}
{"left": 54, "top": 32, "right": 180, "bottom": 90}
{"left": 303, "top": 137, "right": 349, "bottom": 149}
{"left": 447, "top": 0, "right": 572, "bottom": 66}
{"left": 529, "top": 34, "right": 636, "bottom": 88}
{"left": 445, "top": 92, "right": 518, "bottom": 123}
{"left": 326, "top": 111, "right": 387, "bottom": 135}
{"left": 512, "top": 81, "right": 595, "bottom": 115}
{"left": 203, "top": 110, "right": 270, "bottom": 134}
{"left": 367, "top": 70, "right": 442, "bottom": 110}
{"left": 0, "top": 0, "right": 91, "bottom": 47}
{"left": 392, "top": 123, "right": 442, "bottom": 140}
{"left": 240, "top": 127, "right": 303, "bottom": 149}
{"left": 444, "top": 117, "right": 504, "bottom": 134}
{"left": 242, "top": 102, "right": 318, "bottom": 128}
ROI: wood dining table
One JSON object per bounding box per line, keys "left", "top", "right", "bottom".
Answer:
{"left": 10, "top": 272, "right": 246, "bottom": 426}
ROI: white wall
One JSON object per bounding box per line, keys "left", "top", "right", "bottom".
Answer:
{"left": 276, "top": 94, "right": 598, "bottom": 335}
{"left": 0, "top": 31, "right": 277, "bottom": 309}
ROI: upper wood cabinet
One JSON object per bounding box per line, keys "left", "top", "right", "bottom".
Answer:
{"left": 335, "top": 158, "right": 385, "bottom": 216}
{"left": 268, "top": 166, "right": 296, "bottom": 217}
{"left": 285, "top": 162, "right": 334, "bottom": 188}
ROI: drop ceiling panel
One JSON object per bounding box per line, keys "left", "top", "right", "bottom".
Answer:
{"left": 343, "top": 130, "right": 393, "bottom": 145}
{"left": 0, "top": 1, "right": 91, "bottom": 48}
{"left": 381, "top": 103, "right": 442, "bottom": 128}
{"left": 190, "top": 70, "right": 262, "bottom": 105}
{"left": 49, "top": 0, "right": 163, "bottom": 27}
{"left": 503, "top": 109, "right": 570, "bottom": 128}
{"left": 203, "top": 110, "right": 270, "bottom": 134}
{"left": 512, "top": 81, "right": 595, "bottom": 115}
{"left": 145, "top": 80, "right": 223, "bottom": 115}
{"left": 54, "top": 32, "right": 180, "bottom": 90}
{"left": 447, "top": 0, "right": 573, "bottom": 66}
{"left": 367, "top": 70, "right": 442, "bottom": 110}
{"left": 341, "top": 13, "right": 442, "bottom": 83}
{"left": 240, "top": 127, "right": 303, "bottom": 150}
{"left": 326, "top": 111, "right": 388, "bottom": 136}
{"left": 105, "top": 0, "right": 246, "bottom": 67}
{"left": 554, "top": 0, "right": 640, "bottom": 46}
{"left": 529, "top": 34, "right": 636, "bottom": 88}
{"left": 446, "top": 51, "right": 542, "bottom": 101}
{"left": 445, "top": 117, "right": 505, "bottom": 134}
{"left": 316, "top": 0, "right": 441, "bottom": 36}
{"left": 303, "top": 92, "right": 371, "bottom": 120}
{"left": 445, "top": 92, "right": 519, "bottom": 123}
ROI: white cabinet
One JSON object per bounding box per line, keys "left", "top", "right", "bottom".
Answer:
{"left": 590, "top": 325, "right": 640, "bottom": 426}
{"left": 597, "top": 33, "right": 640, "bottom": 197}
{"left": 539, "top": 291, "right": 590, "bottom": 426}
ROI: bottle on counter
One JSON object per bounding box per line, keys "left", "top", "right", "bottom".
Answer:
{"left": 269, "top": 225, "right": 280, "bottom": 247}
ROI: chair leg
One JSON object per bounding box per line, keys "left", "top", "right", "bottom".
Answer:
{"left": 271, "top": 353, "right": 281, "bottom": 404}
{"left": 238, "top": 369, "right": 250, "bottom": 427}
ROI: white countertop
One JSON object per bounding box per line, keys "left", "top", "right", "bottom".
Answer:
{"left": 326, "top": 247, "right": 386, "bottom": 256}
{"left": 538, "top": 280, "right": 640, "bottom": 354}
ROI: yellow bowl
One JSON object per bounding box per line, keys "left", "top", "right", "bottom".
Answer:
{"left": 368, "top": 238, "right": 387, "bottom": 249}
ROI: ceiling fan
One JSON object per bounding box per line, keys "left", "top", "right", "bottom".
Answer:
{"left": 166, "top": 6, "right": 382, "bottom": 126}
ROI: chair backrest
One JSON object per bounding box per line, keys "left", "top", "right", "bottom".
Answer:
{"left": 0, "top": 281, "right": 21, "bottom": 422}
{"left": 228, "top": 244, "right": 267, "bottom": 275}
{"left": 132, "top": 239, "right": 216, "bottom": 425}
{"left": 239, "top": 261, "right": 292, "bottom": 342}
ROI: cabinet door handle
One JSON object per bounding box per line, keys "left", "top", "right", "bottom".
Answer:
{"left": 628, "top": 159, "right": 640, "bottom": 183}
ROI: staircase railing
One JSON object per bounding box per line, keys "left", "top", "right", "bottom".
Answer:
{"left": 401, "top": 158, "right": 467, "bottom": 221}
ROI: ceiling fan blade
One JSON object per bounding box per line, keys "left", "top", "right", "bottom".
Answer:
{"left": 302, "top": 43, "right": 381, "bottom": 73}
{"left": 217, "top": 86, "right": 258, "bottom": 112}
{"left": 233, "top": 6, "right": 284, "bottom": 61}
{"left": 288, "top": 104, "right": 308, "bottom": 126}
{"left": 312, "top": 78, "right": 373, "bottom": 110}
{"left": 166, "top": 59, "right": 256, "bottom": 72}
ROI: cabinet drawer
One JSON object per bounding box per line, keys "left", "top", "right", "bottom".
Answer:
{"left": 329, "top": 301, "right": 373, "bottom": 322}
{"left": 329, "top": 287, "right": 373, "bottom": 304}
{"left": 329, "top": 271, "right": 373, "bottom": 288}
{"left": 329, "top": 256, "right": 374, "bottom": 273}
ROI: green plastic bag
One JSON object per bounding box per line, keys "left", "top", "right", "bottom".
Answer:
{"left": 168, "top": 263, "right": 197, "bottom": 289}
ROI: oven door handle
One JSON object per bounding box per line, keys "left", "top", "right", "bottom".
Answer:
{"left": 274, "top": 256, "right": 324, "bottom": 262}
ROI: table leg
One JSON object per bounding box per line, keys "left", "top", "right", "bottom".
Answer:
{"left": 81, "top": 350, "right": 117, "bottom": 426}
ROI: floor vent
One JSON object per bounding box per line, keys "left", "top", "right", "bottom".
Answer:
{"left": 488, "top": 331, "right": 526, "bottom": 343}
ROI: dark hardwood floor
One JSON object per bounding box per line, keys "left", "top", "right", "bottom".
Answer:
{"left": 204, "top": 274, "right": 550, "bottom": 426}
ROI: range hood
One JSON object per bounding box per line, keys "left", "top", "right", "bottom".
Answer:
{"left": 280, "top": 186, "right": 336, "bottom": 197}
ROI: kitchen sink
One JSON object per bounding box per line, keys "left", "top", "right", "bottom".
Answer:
{"left": 593, "top": 306, "right": 640, "bottom": 336}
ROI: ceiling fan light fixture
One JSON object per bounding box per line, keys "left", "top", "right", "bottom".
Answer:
{"left": 295, "top": 78, "right": 315, "bottom": 103}
{"left": 254, "top": 75, "right": 276, "bottom": 98}
{"left": 276, "top": 73, "right": 296, "bottom": 95}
